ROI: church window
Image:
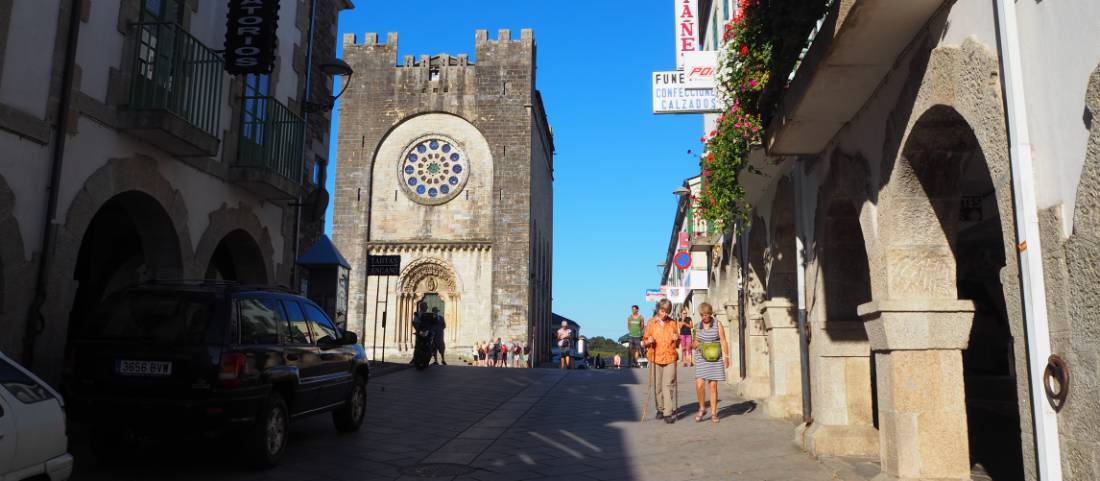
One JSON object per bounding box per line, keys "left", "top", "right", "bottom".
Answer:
{"left": 399, "top": 136, "right": 469, "bottom": 205}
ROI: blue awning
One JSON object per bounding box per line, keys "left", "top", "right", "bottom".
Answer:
{"left": 296, "top": 235, "right": 351, "bottom": 269}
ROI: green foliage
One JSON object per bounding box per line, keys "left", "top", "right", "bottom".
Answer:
{"left": 698, "top": 0, "right": 770, "bottom": 226}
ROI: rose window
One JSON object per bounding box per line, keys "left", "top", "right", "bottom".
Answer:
{"left": 399, "top": 136, "right": 469, "bottom": 205}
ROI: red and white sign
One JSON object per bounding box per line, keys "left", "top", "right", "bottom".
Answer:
{"left": 683, "top": 51, "right": 718, "bottom": 89}
{"left": 675, "top": 0, "right": 698, "bottom": 69}
{"left": 678, "top": 231, "right": 689, "bottom": 250}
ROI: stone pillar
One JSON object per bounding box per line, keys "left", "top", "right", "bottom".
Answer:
{"left": 858, "top": 299, "right": 975, "bottom": 481}
{"left": 723, "top": 302, "right": 742, "bottom": 385}
{"left": 763, "top": 299, "right": 802, "bottom": 419}
{"left": 739, "top": 310, "right": 771, "bottom": 400}
{"left": 801, "top": 321, "right": 879, "bottom": 457}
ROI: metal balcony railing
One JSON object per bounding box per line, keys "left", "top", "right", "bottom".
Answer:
{"left": 237, "top": 96, "right": 304, "bottom": 183}
{"left": 129, "top": 22, "right": 223, "bottom": 137}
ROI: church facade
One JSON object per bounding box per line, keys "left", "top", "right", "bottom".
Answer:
{"left": 333, "top": 30, "right": 554, "bottom": 364}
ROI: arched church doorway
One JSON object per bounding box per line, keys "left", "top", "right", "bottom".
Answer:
{"left": 68, "top": 191, "right": 183, "bottom": 340}
{"left": 397, "top": 258, "right": 459, "bottom": 352}
{"left": 204, "top": 229, "right": 268, "bottom": 284}
{"left": 898, "top": 105, "right": 1023, "bottom": 480}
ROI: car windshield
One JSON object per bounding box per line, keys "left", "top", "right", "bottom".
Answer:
{"left": 0, "top": 357, "right": 54, "bottom": 404}
{"left": 86, "top": 291, "right": 217, "bottom": 344}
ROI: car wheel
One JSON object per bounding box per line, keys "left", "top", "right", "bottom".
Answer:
{"left": 333, "top": 374, "right": 367, "bottom": 432}
{"left": 247, "top": 392, "right": 289, "bottom": 468}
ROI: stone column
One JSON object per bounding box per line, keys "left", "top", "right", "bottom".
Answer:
{"left": 763, "top": 298, "right": 802, "bottom": 419}
{"left": 739, "top": 310, "right": 771, "bottom": 400}
{"left": 801, "top": 321, "right": 879, "bottom": 457}
{"left": 858, "top": 299, "right": 975, "bottom": 481}
{"left": 723, "top": 302, "right": 742, "bottom": 386}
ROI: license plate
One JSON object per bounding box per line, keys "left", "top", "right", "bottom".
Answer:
{"left": 116, "top": 360, "right": 172, "bottom": 377}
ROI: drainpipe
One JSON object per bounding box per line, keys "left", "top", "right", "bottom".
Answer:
{"left": 290, "top": 0, "right": 319, "bottom": 291}
{"left": 738, "top": 220, "right": 747, "bottom": 379}
{"left": 794, "top": 162, "right": 812, "bottom": 424}
{"left": 993, "top": 2, "right": 1062, "bottom": 479}
{"left": 22, "top": 0, "right": 82, "bottom": 368}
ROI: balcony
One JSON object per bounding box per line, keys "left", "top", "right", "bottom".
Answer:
{"left": 230, "top": 96, "right": 305, "bottom": 199}
{"left": 764, "top": 0, "right": 947, "bottom": 155}
{"left": 119, "top": 22, "right": 224, "bottom": 156}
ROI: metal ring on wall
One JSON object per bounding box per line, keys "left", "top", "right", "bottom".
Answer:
{"left": 1042, "top": 354, "right": 1069, "bottom": 413}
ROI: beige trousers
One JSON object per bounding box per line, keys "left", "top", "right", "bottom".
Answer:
{"left": 653, "top": 362, "right": 677, "bottom": 417}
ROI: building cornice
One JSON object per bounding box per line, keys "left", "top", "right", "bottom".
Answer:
{"left": 366, "top": 240, "right": 493, "bottom": 253}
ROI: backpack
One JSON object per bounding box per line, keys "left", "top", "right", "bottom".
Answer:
{"left": 512, "top": 344, "right": 521, "bottom": 354}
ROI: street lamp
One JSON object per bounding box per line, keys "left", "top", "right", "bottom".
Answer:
{"left": 303, "top": 58, "right": 354, "bottom": 113}
{"left": 672, "top": 186, "right": 690, "bottom": 196}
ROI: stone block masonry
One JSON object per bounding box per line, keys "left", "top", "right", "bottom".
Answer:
{"left": 333, "top": 29, "right": 553, "bottom": 362}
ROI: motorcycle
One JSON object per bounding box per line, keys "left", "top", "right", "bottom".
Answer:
{"left": 412, "top": 325, "right": 434, "bottom": 370}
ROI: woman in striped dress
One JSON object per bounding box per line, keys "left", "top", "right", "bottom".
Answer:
{"left": 693, "top": 303, "right": 731, "bottom": 423}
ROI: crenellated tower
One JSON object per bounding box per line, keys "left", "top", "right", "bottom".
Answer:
{"left": 333, "top": 30, "right": 554, "bottom": 364}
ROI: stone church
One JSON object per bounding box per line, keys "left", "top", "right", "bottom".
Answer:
{"left": 333, "top": 29, "right": 554, "bottom": 364}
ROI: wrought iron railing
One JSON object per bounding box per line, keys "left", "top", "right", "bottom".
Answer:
{"left": 237, "top": 96, "right": 305, "bottom": 183}
{"left": 129, "top": 22, "right": 224, "bottom": 137}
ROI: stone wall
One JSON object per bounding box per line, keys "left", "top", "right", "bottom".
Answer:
{"left": 334, "top": 30, "right": 552, "bottom": 355}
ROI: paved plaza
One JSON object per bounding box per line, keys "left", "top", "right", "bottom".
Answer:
{"left": 71, "top": 365, "right": 877, "bottom": 481}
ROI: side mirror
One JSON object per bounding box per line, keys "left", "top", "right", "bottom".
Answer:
{"left": 341, "top": 330, "right": 358, "bottom": 346}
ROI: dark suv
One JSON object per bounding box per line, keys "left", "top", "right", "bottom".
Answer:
{"left": 66, "top": 281, "right": 369, "bottom": 467}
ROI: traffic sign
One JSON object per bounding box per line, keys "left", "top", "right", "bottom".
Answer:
{"left": 673, "top": 250, "right": 692, "bottom": 270}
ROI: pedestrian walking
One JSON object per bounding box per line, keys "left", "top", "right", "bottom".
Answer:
{"left": 431, "top": 307, "right": 447, "bottom": 365}
{"left": 679, "top": 307, "right": 694, "bottom": 367}
{"left": 692, "top": 303, "right": 730, "bottom": 424}
{"left": 512, "top": 341, "right": 522, "bottom": 368}
{"left": 556, "top": 321, "right": 573, "bottom": 369}
{"left": 626, "top": 305, "right": 645, "bottom": 368}
{"left": 523, "top": 343, "right": 530, "bottom": 368}
{"left": 478, "top": 342, "right": 487, "bottom": 366}
{"left": 613, "top": 353, "right": 622, "bottom": 369}
{"left": 499, "top": 339, "right": 509, "bottom": 368}
{"left": 643, "top": 299, "right": 679, "bottom": 423}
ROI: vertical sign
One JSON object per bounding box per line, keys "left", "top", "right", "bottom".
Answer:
{"left": 676, "top": 0, "right": 698, "bottom": 69}
{"left": 224, "top": 0, "right": 280, "bottom": 75}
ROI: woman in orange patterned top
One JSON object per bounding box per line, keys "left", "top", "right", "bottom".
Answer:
{"left": 643, "top": 299, "right": 681, "bottom": 423}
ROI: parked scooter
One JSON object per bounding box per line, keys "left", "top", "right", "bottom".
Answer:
{"left": 413, "top": 325, "right": 434, "bottom": 370}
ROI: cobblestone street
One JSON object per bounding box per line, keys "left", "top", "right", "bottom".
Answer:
{"left": 72, "top": 365, "right": 874, "bottom": 481}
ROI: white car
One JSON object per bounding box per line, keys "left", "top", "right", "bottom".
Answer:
{"left": 0, "top": 351, "right": 73, "bottom": 481}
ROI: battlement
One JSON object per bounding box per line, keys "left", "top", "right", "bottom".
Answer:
{"left": 343, "top": 29, "right": 534, "bottom": 67}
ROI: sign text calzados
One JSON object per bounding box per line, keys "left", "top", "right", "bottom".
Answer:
{"left": 224, "top": 0, "right": 280, "bottom": 75}
{"left": 652, "top": 71, "right": 720, "bottom": 114}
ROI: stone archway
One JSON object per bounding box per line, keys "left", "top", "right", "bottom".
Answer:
{"left": 68, "top": 190, "right": 185, "bottom": 341}
{"left": 194, "top": 204, "right": 275, "bottom": 284}
{"left": 739, "top": 214, "right": 771, "bottom": 400}
{"left": 804, "top": 152, "right": 878, "bottom": 457}
{"left": 855, "top": 38, "right": 1027, "bottom": 481}
{"left": 396, "top": 257, "right": 460, "bottom": 351}
{"left": 763, "top": 176, "right": 802, "bottom": 419}
{"left": 204, "top": 229, "right": 269, "bottom": 284}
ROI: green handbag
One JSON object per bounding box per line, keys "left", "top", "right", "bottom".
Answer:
{"left": 701, "top": 342, "right": 722, "bottom": 362}
{"left": 695, "top": 321, "right": 722, "bottom": 362}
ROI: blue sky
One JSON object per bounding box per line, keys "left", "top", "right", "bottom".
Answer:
{"left": 325, "top": 1, "right": 703, "bottom": 341}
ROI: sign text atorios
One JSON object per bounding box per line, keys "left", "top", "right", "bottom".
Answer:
{"left": 224, "top": 0, "right": 280, "bottom": 75}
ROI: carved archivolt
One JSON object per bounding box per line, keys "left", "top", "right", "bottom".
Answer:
{"left": 399, "top": 257, "right": 459, "bottom": 295}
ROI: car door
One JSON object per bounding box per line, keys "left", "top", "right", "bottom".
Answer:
{"left": 237, "top": 295, "right": 318, "bottom": 414}
{"left": 302, "top": 301, "right": 354, "bottom": 408}
{"left": 278, "top": 299, "right": 326, "bottom": 414}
